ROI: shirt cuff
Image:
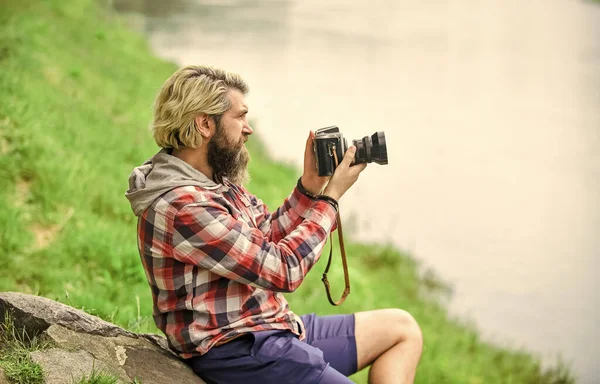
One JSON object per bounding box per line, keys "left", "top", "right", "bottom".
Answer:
{"left": 290, "top": 187, "right": 338, "bottom": 232}
{"left": 290, "top": 186, "right": 315, "bottom": 217}
{"left": 304, "top": 199, "right": 338, "bottom": 233}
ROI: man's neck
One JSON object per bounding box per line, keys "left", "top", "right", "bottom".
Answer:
{"left": 171, "top": 147, "right": 214, "bottom": 181}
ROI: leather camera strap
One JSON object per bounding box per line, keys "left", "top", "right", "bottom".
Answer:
{"left": 321, "top": 148, "right": 350, "bottom": 306}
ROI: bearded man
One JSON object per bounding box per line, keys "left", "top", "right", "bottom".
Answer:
{"left": 125, "top": 65, "right": 422, "bottom": 383}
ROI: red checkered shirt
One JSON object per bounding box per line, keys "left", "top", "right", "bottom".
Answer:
{"left": 137, "top": 181, "right": 337, "bottom": 358}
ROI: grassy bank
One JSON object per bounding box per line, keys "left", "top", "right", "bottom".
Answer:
{"left": 0, "top": 312, "right": 48, "bottom": 384}
{"left": 0, "top": 0, "right": 574, "bottom": 383}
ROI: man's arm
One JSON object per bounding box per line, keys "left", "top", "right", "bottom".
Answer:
{"left": 172, "top": 199, "right": 336, "bottom": 292}
{"left": 248, "top": 185, "right": 332, "bottom": 243}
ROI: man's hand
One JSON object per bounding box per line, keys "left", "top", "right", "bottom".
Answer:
{"left": 322, "top": 146, "right": 367, "bottom": 201}
{"left": 301, "top": 131, "right": 330, "bottom": 195}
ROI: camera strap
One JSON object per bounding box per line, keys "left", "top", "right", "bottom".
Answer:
{"left": 321, "top": 150, "right": 351, "bottom": 306}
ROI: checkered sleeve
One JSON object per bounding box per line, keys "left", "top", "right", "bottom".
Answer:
{"left": 249, "top": 187, "right": 337, "bottom": 243}
{"left": 172, "top": 198, "right": 337, "bottom": 292}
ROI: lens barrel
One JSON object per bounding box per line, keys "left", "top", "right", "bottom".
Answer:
{"left": 353, "top": 132, "right": 388, "bottom": 165}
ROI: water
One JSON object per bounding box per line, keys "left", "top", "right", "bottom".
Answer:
{"left": 114, "top": 0, "right": 600, "bottom": 381}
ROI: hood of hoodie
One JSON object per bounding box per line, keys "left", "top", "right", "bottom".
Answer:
{"left": 125, "top": 149, "right": 226, "bottom": 216}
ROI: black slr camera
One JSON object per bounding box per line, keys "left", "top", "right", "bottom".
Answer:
{"left": 313, "top": 126, "right": 388, "bottom": 177}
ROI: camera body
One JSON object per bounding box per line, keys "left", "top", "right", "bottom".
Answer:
{"left": 313, "top": 126, "right": 388, "bottom": 177}
{"left": 313, "top": 126, "right": 348, "bottom": 177}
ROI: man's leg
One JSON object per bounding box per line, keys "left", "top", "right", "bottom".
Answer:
{"left": 354, "top": 309, "right": 423, "bottom": 384}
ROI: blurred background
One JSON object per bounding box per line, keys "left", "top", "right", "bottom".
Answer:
{"left": 112, "top": 0, "right": 600, "bottom": 382}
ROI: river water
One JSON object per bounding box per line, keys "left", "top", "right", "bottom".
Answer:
{"left": 114, "top": 0, "right": 600, "bottom": 381}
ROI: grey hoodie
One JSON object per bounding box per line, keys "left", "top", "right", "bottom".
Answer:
{"left": 125, "top": 149, "right": 226, "bottom": 216}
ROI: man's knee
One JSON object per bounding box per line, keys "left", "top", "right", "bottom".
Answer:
{"left": 391, "top": 309, "right": 423, "bottom": 347}
{"left": 354, "top": 308, "right": 423, "bottom": 370}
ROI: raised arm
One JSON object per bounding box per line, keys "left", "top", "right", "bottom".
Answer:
{"left": 172, "top": 198, "right": 336, "bottom": 292}
{"left": 247, "top": 185, "right": 325, "bottom": 243}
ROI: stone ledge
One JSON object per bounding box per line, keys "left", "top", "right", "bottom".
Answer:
{"left": 0, "top": 292, "right": 205, "bottom": 384}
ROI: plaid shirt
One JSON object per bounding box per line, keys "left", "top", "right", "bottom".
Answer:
{"left": 137, "top": 181, "right": 337, "bottom": 358}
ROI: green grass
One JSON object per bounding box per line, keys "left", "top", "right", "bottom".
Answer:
{"left": 73, "top": 369, "right": 120, "bottom": 384}
{"left": 73, "top": 368, "right": 142, "bottom": 384}
{"left": 0, "top": 0, "right": 576, "bottom": 383}
{"left": 0, "top": 312, "right": 49, "bottom": 384}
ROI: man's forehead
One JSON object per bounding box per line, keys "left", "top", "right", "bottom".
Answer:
{"left": 227, "top": 89, "right": 248, "bottom": 111}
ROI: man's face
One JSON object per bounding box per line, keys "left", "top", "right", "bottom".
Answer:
{"left": 207, "top": 89, "right": 253, "bottom": 185}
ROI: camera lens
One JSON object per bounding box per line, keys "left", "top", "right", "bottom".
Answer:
{"left": 353, "top": 132, "right": 388, "bottom": 165}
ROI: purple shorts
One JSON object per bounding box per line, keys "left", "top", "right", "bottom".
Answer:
{"left": 186, "top": 313, "right": 358, "bottom": 383}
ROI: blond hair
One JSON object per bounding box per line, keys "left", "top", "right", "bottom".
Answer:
{"left": 151, "top": 65, "right": 248, "bottom": 149}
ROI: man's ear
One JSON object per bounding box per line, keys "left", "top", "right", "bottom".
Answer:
{"left": 194, "top": 114, "right": 214, "bottom": 138}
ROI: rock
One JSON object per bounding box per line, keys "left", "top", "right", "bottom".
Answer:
{"left": 44, "top": 324, "right": 203, "bottom": 383}
{"left": 141, "top": 332, "right": 171, "bottom": 351}
{"left": 0, "top": 367, "right": 9, "bottom": 384}
{"left": 0, "top": 292, "right": 205, "bottom": 384}
{"left": 30, "top": 349, "right": 122, "bottom": 384}
{"left": 0, "top": 292, "right": 134, "bottom": 338}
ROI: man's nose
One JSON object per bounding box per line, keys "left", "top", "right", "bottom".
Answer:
{"left": 243, "top": 123, "right": 253, "bottom": 135}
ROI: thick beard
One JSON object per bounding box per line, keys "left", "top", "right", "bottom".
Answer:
{"left": 207, "top": 124, "right": 250, "bottom": 186}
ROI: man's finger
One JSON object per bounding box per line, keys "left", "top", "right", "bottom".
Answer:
{"left": 340, "top": 146, "right": 356, "bottom": 167}
{"left": 305, "top": 131, "right": 314, "bottom": 151}
{"left": 350, "top": 162, "right": 368, "bottom": 175}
